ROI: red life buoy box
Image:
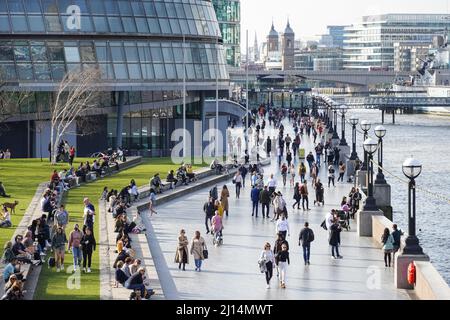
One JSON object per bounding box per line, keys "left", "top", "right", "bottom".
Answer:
{"left": 407, "top": 262, "right": 416, "bottom": 285}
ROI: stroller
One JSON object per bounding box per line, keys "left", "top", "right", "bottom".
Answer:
{"left": 212, "top": 227, "right": 223, "bottom": 246}
{"left": 337, "top": 210, "right": 350, "bottom": 231}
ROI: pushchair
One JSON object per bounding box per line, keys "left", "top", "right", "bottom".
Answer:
{"left": 337, "top": 210, "right": 350, "bottom": 231}
{"left": 212, "top": 228, "right": 223, "bottom": 246}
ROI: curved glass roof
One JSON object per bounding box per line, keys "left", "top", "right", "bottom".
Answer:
{"left": 0, "top": 0, "right": 221, "bottom": 38}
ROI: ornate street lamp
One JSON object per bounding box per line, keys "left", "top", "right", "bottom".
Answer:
{"left": 332, "top": 105, "right": 339, "bottom": 139}
{"left": 402, "top": 157, "right": 424, "bottom": 254}
{"left": 362, "top": 138, "right": 378, "bottom": 211}
{"left": 339, "top": 105, "right": 348, "bottom": 146}
{"left": 374, "top": 125, "right": 387, "bottom": 184}
{"left": 360, "top": 120, "right": 371, "bottom": 171}
{"left": 349, "top": 116, "right": 359, "bottom": 160}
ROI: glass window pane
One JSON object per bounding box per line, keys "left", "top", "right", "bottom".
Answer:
{"left": 48, "top": 42, "right": 64, "bottom": 61}
{"left": 95, "top": 45, "right": 107, "bottom": 61}
{"left": 175, "top": 64, "right": 183, "bottom": 79}
{"left": 8, "top": 0, "right": 24, "bottom": 13}
{"left": 118, "top": 1, "right": 132, "bottom": 15}
{"left": 11, "top": 15, "right": 28, "bottom": 32}
{"left": 89, "top": 0, "right": 105, "bottom": 14}
{"left": 174, "top": 3, "right": 185, "bottom": 18}
{"left": 155, "top": 2, "right": 167, "bottom": 17}
{"left": 0, "top": 43, "right": 14, "bottom": 61}
{"left": 127, "top": 63, "right": 141, "bottom": 79}
{"left": 141, "top": 64, "right": 154, "bottom": 79}
{"left": 159, "top": 18, "right": 171, "bottom": 34}
{"left": 51, "top": 63, "right": 66, "bottom": 80}
{"left": 111, "top": 45, "right": 125, "bottom": 61}
{"left": 150, "top": 45, "right": 163, "bottom": 62}
{"left": 173, "top": 44, "right": 183, "bottom": 62}
{"left": 17, "top": 64, "right": 33, "bottom": 80}
{"left": 138, "top": 45, "right": 151, "bottom": 62}
{"left": 0, "top": 64, "right": 16, "bottom": 80}
{"left": 147, "top": 18, "right": 161, "bottom": 33}
{"left": 42, "top": 0, "right": 59, "bottom": 14}
{"left": 99, "top": 63, "right": 114, "bottom": 79}
{"left": 131, "top": 2, "right": 145, "bottom": 16}
{"left": 31, "top": 45, "right": 48, "bottom": 62}
{"left": 64, "top": 47, "right": 80, "bottom": 63}
{"left": 80, "top": 45, "right": 95, "bottom": 62}
{"left": 108, "top": 17, "right": 123, "bottom": 32}
{"left": 0, "top": 15, "right": 10, "bottom": 32}
{"left": 135, "top": 17, "right": 149, "bottom": 33}
{"left": 162, "top": 46, "right": 174, "bottom": 62}
{"left": 113, "top": 63, "right": 128, "bottom": 79}
{"left": 187, "top": 19, "right": 197, "bottom": 35}
{"left": 93, "top": 16, "right": 108, "bottom": 32}
{"left": 186, "top": 64, "right": 195, "bottom": 79}
{"left": 44, "top": 15, "right": 63, "bottom": 31}
{"left": 183, "top": 4, "right": 193, "bottom": 19}
{"left": 79, "top": 16, "right": 94, "bottom": 32}
{"left": 122, "top": 17, "right": 137, "bottom": 33}
{"left": 28, "top": 15, "right": 45, "bottom": 32}
{"left": 165, "top": 63, "right": 176, "bottom": 79}
{"left": 165, "top": 2, "right": 176, "bottom": 17}
{"left": 105, "top": 0, "right": 119, "bottom": 15}
{"left": 169, "top": 18, "right": 180, "bottom": 34}
{"left": 143, "top": 2, "right": 156, "bottom": 17}
{"left": 34, "top": 63, "right": 51, "bottom": 80}
{"left": 14, "top": 45, "right": 31, "bottom": 62}
{"left": 179, "top": 19, "right": 188, "bottom": 35}
{"left": 154, "top": 64, "right": 166, "bottom": 79}
{"left": 125, "top": 45, "right": 139, "bottom": 62}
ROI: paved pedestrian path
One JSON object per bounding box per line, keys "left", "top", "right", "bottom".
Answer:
{"left": 140, "top": 118, "right": 410, "bottom": 300}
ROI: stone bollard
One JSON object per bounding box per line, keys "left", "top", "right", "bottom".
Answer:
{"left": 357, "top": 208, "right": 384, "bottom": 237}
{"left": 395, "top": 253, "right": 430, "bottom": 290}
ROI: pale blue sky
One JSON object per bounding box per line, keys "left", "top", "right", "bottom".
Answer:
{"left": 241, "top": 0, "right": 449, "bottom": 48}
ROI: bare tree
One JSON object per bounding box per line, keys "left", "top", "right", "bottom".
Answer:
{"left": 50, "top": 67, "right": 100, "bottom": 164}
{"left": 0, "top": 80, "right": 31, "bottom": 126}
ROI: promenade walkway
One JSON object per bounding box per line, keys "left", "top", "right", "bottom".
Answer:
{"left": 140, "top": 119, "right": 411, "bottom": 300}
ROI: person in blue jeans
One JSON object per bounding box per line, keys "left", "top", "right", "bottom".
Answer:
{"left": 126, "top": 267, "right": 154, "bottom": 298}
{"left": 299, "top": 222, "right": 315, "bottom": 265}
{"left": 68, "top": 224, "right": 83, "bottom": 272}
{"left": 329, "top": 220, "right": 343, "bottom": 259}
{"left": 251, "top": 185, "right": 260, "bottom": 217}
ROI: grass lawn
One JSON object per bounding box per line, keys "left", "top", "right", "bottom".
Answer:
{"left": 34, "top": 158, "right": 206, "bottom": 300}
{"left": 0, "top": 158, "right": 90, "bottom": 257}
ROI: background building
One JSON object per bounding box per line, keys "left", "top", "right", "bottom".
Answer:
{"left": 212, "top": 0, "right": 241, "bottom": 68}
{"left": 394, "top": 42, "right": 431, "bottom": 72}
{"left": 0, "top": 0, "right": 231, "bottom": 158}
{"left": 343, "top": 14, "right": 450, "bottom": 70}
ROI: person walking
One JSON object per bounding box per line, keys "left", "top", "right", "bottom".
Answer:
{"left": 81, "top": 227, "right": 96, "bottom": 273}
{"left": 329, "top": 219, "right": 343, "bottom": 259}
{"left": 267, "top": 174, "right": 277, "bottom": 196}
{"left": 233, "top": 171, "right": 243, "bottom": 199}
{"left": 251, "top": 185, "right": 260, "bottom": 217}
{"left": 275, "top": 214, "right": 290, "bottom": 239}
{"left": 286, "top": 151, "right": 292, "bottom": 168}
{"left": 381, "top": 227, "right": 395, "bottom": 267}
{"left": 391, "top": 224, "right": 403, "bottom": 256}
{"left": 82, "top": 198, "right": 95, "bottom": 235}
{"left": 327, "top": 164, "right": 335, "bottom": 187}
{"left": 148, "top": 188, "right": 158, "bottom": 216}
{"left": 289, "top": 164, "right": 296, "bottom": 187}
{"left": 275, "top": 243, "right": 290, "bottom": 289}
{"left": 175, "top": 229, "right": 189, "bottom": 271}
{"left": 259, "top": 242, "right": 275, "bottom": 289}
{"left": 299, "top": 222, "right": 314, "bottom": 265}
{"left": 259, "top": 186, "right": 271, "bottom": 219}
{"left": 292, "top": 182, "right": 301, "bottom": 210}
{"left": 337, "top": 161, "right": 346, "bottom": 182}
{"left": 190, "top": 231, "right": 207, "bottom": 272}
{"left": 280, "top": 163, "right": 288, "bottom": 187}
{"left": 311, "top": 162, "right": 318, "bottom": 187}
{"left": 265, "top": 136, "right": 272, "bottom": 158}
{"left": 51, "top": 226, "right": 67, "bottom": 272}
{"left": 220, "top": 185, "right": 230, "bottom": 217}
{"left": 299, "top": 162, "right": 306, "bottom": 183}
{"left": 300, "top": 181, "right": 310, "bottom": 211}
{"left": 68, "top": 224, "right": 83, "bottom": 272}
{"left": 203, "top": 197, "right": 215, "bottom": 234}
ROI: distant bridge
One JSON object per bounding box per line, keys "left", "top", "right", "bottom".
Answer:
{"left": 229, "top": 70, "right": 410, "bottom": 86}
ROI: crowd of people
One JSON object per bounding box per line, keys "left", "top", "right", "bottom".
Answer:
{"left": 0, "top": 149, "right": 11, "bottom": 159}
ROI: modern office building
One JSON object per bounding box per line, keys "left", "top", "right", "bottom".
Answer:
{"left": 394, "top": 42, "right": 430, "bottom": 72}
{"left": 0, "top": 0, "right": 231, "bottom": 158}
{"left": 211, "top": 0, "right": 240, "bottom": 67}
{"left": 343, "top": 14, "right": 450, "bottom": 70}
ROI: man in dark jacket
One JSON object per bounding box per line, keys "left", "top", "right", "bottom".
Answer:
{"left": 259, "top": 186, "right": 271, "bottom": 218}
{"left": 250, "top": 185, "right": 260, "bottom": 217}
{"left": 391, "top": 224, "right": 403, "bottom": 253}
{"left": 299, "top": 222, "right": 315, "bottom": 265}
{"left": 239, "top": 165, "right": 248, "bottom": 188}
{"left": 126, "top": 267, "right": 154, "bottom": 298}
{"left": 265, "top": 137, "right": 272, "bottom": 157}
{"left": 203, "top": 197, "right": 215, "bottom": 234}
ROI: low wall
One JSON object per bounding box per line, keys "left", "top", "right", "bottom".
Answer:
{"left": 415, "top": 261, "right": 450, "bottom": 300}
{"left": 372, "top": 215, "right": 396, "bottom": 247}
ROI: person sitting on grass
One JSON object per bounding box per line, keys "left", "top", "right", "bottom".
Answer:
{"left": 0, "top": 181, "right": 11, "bottom": 198}
{"left": 0, "top": 205, "right": 12, "bottom": 228}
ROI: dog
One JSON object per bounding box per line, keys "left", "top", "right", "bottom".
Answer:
{"left": 2, "top": 200, "right": 19, "bottom": 214}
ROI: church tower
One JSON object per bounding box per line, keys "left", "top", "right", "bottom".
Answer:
{"left": 281, "top": 20, "right": 295, "bottom": 70}
{"left": 267, "top": 22, "right": 279, "bottom": 54}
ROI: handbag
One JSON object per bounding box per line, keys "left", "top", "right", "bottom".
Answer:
{"left": 203, "top": 249, "right": 208, "bottom": 259}
{"left": 320, "top": 220, "right": 327, "bottom": 230}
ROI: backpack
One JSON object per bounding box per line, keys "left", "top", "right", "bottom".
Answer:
{"left": 329, "top": 168, "right": 335, "bottom": 174}
{"left": 48, "top": 257, "right": 56, "bottom": 268}
{"left": 300, "top": 185, "right": 306, "bottom": 194}
{"left": 320, "top": 220, "right": 327, "bottom": 230}
{"left": 307, "top": 229, "right": 315, "bottom": 242}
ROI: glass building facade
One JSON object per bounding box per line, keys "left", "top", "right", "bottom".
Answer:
{"left": 212, "top": 0, "right": 240, "bottom": 67}
{"left": 0, "top": 0, "right": 230, "bottom": 158}
{"left": 343, "top": 14, "right": 450, "bottom": 70}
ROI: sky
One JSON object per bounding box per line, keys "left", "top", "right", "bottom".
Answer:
{"left": 241, "top": 0, "right": 450, "bottom": 49}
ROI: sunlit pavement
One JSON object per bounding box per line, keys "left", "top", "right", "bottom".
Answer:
{"left": 142, "top": 118, "right": 410, "bottom": 300}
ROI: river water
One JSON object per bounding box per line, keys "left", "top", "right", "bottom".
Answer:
{"left": 345, "top": 109, "right": 450, "bottom": 285}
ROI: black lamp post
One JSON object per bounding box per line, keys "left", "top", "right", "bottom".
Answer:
{"left": 402, "top": 157, "right": 424, "bottom": 255}
{"left": 332, "top": 106, "right": 339, "bottom": 139}
{"left": 339, "top": 105, "right": 348, "bottom": 146}
{"left": 374, "top": 125, "right": 387, "bottom": 184}
{"left": 360, "top": 120, "right": 371, "bottom": 171}
{"left": 363, "top": 138, "right": 378, "bottom": 211}
{"left": 349, "top": 116, "right": 359, "bottom": 160}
